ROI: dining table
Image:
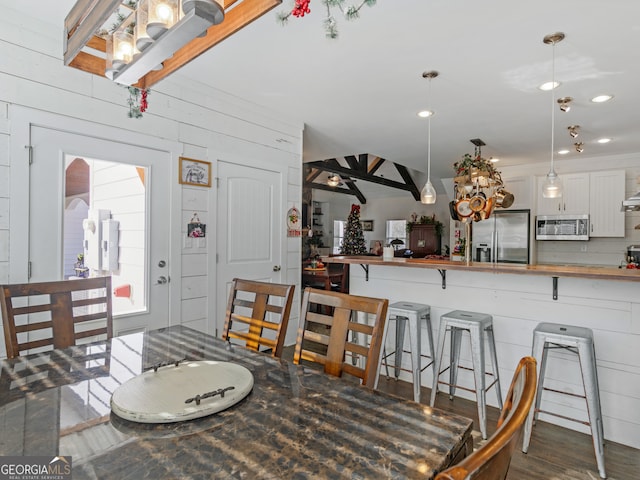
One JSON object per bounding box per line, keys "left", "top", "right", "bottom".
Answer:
{"left": 302, "top": 266, "right": 344, "bottom": 291}
{"left": 0, "top": 325, "right": 473, "bottom": 479}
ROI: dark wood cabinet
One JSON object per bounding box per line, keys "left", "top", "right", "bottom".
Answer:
{"left": 408, "top": 223, "right": 440, "bottom": 257}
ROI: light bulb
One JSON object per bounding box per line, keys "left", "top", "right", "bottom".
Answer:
{"left": 420, "top": 180, "right": 437, "bottom": 204}
{"left": 156, "top": 2, "right": 174, "bottom": 22}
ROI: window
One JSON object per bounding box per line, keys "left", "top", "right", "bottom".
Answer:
{"left": 386, "top": 220, "right": 407, "bottom": 248}
{"left": 333, "top": 220, "right": 345, "bottom": 254}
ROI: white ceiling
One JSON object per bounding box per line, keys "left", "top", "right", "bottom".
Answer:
{"left": 19, "top": 1, "right": 640, "bottom": 194}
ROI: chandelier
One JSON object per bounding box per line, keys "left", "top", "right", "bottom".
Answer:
{"left": 64, "top": 0, "right": 279, "bottom": 89}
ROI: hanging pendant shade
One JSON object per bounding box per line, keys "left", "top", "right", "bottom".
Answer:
{"left": 421, "top": 71, "right": 438, "bottom": 205}
{"left": 541, "top": 32, "right": 565, "bottom": 199}
{"left": 421, "top": 180, "right": 436, "bottom": 204}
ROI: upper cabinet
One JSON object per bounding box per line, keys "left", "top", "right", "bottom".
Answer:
{"left": 536, "top": 173, "right": 589, "bottom": 215}
{"left": 536, "top": 170, "right": 625, "bottom": 237}
{"left": 501, "top": 175, "right": 533, "bottom": 210}
{"left": 589, "top": 170, "right": 625, "bottom": 237}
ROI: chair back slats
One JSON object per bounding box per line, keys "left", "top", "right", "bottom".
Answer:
{"left": 293, "top": 287, "right": 388, "bottom": 387}
{"left": 222, "top": 278, "right": 295, "bottom": 358}
{"left": 1, "top": 277, "right": 113, "bottom": 359}
{"left": 435, "top": 356, "right": 537, "bottom": 480}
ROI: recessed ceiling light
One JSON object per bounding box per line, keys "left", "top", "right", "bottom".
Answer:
{"left": 539, "top": 81, "right": 560, "bottom": 91}
{"left": 597, "top": 138, "right": 612, "bottom": 144}
{"left": 591, "top": 94, "right": 613, "bottom": 103}
{"left": 490, "top": 157, "right": 499, "bottom": 163}
{"left": 418, "top": 110, "right": 434, "bottom": 118}
{"left": 558, "top": 149, "right": 570, "bottom": 155}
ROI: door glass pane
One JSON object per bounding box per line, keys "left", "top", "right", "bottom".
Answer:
{"left": 64, "top": 155, "right": 147, "bottom": 316}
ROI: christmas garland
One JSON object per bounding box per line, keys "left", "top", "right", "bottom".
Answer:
{"left": 126, "top": 87, "right": 150, "bottom": 119}
{"left": 277, "top": 0, "right": 377, "bottom": 39}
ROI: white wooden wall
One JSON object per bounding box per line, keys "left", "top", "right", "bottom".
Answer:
{"left": 350, "top": 265, "right": 640, "bottom": 449}
{"left": 0, "top": 6, "right": 303, "bottom": 345}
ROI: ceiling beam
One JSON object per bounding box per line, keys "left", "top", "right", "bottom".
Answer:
{"left": 304, "top": 181, "right": 366, "bottom": 204}
{"left": 321, "top": 158, "right": 367, "bottom": 203}
{"left": 394, "top": 164, "right": 421, "bottom": 200}
{"left": 368, "top": 156, "right": 385, "bottom": 175}
{"left": 308, "top": 158, "right": 419, "bottom": 197}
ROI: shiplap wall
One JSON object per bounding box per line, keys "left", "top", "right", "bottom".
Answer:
{"left": 350, "top": 265, "right": 640, "bottom": 449}
{"left": 0, "top": 105, "right": 9, "bottom": 282}
{"left": 0, "top": 7, "right": 303, "bottom": 345}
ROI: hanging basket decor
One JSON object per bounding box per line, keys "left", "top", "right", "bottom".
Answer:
{"left": 451, "top": 150, "right": 514, "bottom": 223}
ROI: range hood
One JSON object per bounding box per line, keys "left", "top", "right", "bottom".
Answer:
{"left": 622, "top": 176, "right": 640, "bottom": 211}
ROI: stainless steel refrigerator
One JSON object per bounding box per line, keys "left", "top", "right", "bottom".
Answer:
{"left": 472, "top": 209, "right": 530, "bottom": 264}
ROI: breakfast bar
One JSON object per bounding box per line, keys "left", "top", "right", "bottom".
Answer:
{"left": 323, "top": 256, "right": 640, "bottom": 450}
{"left": 0, "top": 325, "right": 473, "bottom": 479}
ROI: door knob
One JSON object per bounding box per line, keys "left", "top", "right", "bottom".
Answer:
{"left": 157, "top": 275, "right": 169, "bottom": 284}
{"left": 273, "top": 265, "right": 281, "bottom": 272}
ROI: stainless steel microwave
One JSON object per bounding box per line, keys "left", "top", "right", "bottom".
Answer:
{"left": 535, "top": 214, "right": 589, "bottom": 241}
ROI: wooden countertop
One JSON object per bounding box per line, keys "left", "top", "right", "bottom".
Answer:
{"left": 321, "top": 256, "right": 640, "bottom": 282}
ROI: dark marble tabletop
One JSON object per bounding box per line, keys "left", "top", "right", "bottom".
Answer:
{"left": 0, "top": 326, "right": 473, "bottom": 479}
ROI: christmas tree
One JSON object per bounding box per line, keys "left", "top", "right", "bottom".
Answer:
{"left": 340, "top": 204, "right": 368, "bottom": 255}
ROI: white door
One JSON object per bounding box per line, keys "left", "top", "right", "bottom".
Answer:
{"left": 216, "top": 161, "right": 282, "bottom": 336}
{"left": 28, "top": 125, "right": 171, "bottom": 334}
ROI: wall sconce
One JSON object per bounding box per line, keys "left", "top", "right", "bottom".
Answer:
{"left": 575, "top": 142, "right": 584, "bottom": 153}
{"left": 568, "top": 125, "right": 580, "bottom": 138}
{"left": 109, "top": 0, "right": 225, "bottom": 86}
{"left": 558, "top": 97, "right": 573, "bottom": 112}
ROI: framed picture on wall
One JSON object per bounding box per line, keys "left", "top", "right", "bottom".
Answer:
{"left": 361, "top": 220, "right": 374, "bottom": 231}
{"left": 179, "top": 157, "right": 211, "bottom": 187}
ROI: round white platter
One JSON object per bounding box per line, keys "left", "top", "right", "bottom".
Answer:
{"left": 110, "top": 360, "right": 254, "bottom": 423}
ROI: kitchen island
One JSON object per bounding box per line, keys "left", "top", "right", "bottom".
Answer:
{"left": 323, "top": 256, "right": 640, "bottom": 450}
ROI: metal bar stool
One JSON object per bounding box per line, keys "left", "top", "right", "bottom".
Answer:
{"left": 374, "top": 301, "right": 434, "bottom": 403}
{"left": 430, "top": 310, "right": 503, "bottom": 439}
{"left": 522, "top": 322, "right": 606, "bottom": 479}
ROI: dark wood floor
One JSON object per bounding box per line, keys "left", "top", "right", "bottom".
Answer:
{"left": 281, "top": 347, "right": 638, "bottom": 479}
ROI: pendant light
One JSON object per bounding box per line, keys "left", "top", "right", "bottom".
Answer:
{"left": 420, "top": 71, "right": 438, "bottom": 204}
{"left": 541, "top": 32, "right": 565, "bottom": 199}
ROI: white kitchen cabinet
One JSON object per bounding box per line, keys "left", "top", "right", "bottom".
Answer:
{"left": 501, "top": 175, "right": 532, "bottom": 210}
{"left": 536, "top": 173, "right": 589, "bottom": 215}
{"left": 589, "top": 170, "right": 625, "bottom": 237}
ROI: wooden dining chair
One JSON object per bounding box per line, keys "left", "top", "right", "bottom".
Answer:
{"left": 222, "top": 278, "right": 295, "bottom": 358}
{"left": 434, "top": 356, "right": 537, "bottom": 480}
{"left": 293, "top": 287, "right": 388, "bottom": 387}
{"left": 1, "top": 277, "right": 113, "bottom": 359}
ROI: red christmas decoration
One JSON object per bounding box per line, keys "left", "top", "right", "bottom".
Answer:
{"left": 140, "top": 89, "right": 149, "bottom": 113}
{"left": 291, "top": 0, "right": 311, "bottom": 18}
